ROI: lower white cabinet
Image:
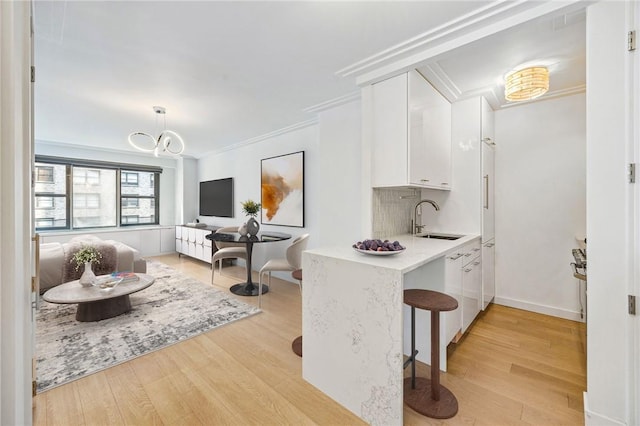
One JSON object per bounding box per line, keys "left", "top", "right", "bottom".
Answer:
{"left": 462, "top": 254, "right": 482, "bottom": 333}
{"left": 444, "top": 239, "right": 482, "bottom": 340}
{"left": 482, "top": 238, "right": 495, "bottom": 310}
{"left": 175, "top": 225, "right": 214, "bottom": 263}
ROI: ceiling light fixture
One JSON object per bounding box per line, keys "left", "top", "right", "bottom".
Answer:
{"left": 128, "top": 106, "right": 185, "bottom": 157}
{"left": 504, "top": 66, "right": 549, "bottom": 102}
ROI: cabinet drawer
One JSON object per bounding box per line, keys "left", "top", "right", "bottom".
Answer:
{"left": 461, "top": 240, "right": 481, "bottom": 264}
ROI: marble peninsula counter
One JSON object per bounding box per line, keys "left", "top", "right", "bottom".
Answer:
{"left": 301, "top": 233, "right": 480, "bottom": 425}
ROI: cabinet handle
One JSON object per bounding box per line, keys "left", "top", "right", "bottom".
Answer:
{"left": 484, "top": 174, "right": 489, "bottom": 210}
{"left": 473, "top": 261, "right": 481, "bottom": 266}
{"left": 448, "top": 253, "right": 463, "bottom": 260}
{"left": 464, "top": 253, "right": 472, "bottom": 257}
{"left": 441, "top": 182, "right": 449, "bottom": 185}
{"left": 483, "top": 242, "right": 495, "bottom": 248}
{"left": 472, "top": 247, "right": 480, "bottom": 252}
{"left": 464, "top": 268, "right": 472, "bottom": 273}
{"left": 420, "top": 179, "right": 430, "bottom": 182}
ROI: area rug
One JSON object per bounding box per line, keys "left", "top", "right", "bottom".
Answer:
{"left": 35, "top": 259, "right": 260, "bottom": 392}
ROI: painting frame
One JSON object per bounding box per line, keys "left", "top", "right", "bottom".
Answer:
{"left": 260, "top": 151, "right": 304, "bottom": 227}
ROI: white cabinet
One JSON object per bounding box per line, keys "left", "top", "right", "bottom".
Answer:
{"left": 371, "top": 70, "right": 452, "bottom": 190}
{"left": 444, "top": 239, "right": 482, "bottom": 341}
{"left": 462, "top": 254, "right": 482, "bottom": 333}
{"left": 450, "top": 96, "right": 496, "bottom": 311}
{"left": 175, "top": 225, "right": 214, "bottom": 263}
{"left": 482, "top": 239, "right": 495, "bottom": 310}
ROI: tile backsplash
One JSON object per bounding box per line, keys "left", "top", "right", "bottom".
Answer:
{"left": 372, "top": 188, "right": 419, "bottom": 238}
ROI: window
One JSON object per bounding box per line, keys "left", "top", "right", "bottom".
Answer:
{"left": 122, "top": 215, "right": 139, "bottom": 224}
{"left": 34, "top": 157, "right": 161, "bottom": 231}
{"left": 120, "top": 170, "right": 158, "bottom": 226}
{"left": 34, "top": 162, "right": 68, "bottom": 230}
{"left": 122, "top": 172, "right": 139, "bottom": 186}
{"left": 35, "top": 196, "right": 54, "bottom": 209}
{"left": 122, "top": 198, "right": 140, "bottom": 208}
{"left": 73, "top": 168, "right": 100, "bottom": 186}
{"left": 35, "top": 166, "right": 54, "bottom": 183}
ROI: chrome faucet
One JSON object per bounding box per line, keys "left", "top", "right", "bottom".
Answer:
{"left": 413, "top": 199, "right": 440, "bottom": 235}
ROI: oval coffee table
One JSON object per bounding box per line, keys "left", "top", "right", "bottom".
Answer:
{"left": 42, "top": 273, "right": 155, "bottom": 322}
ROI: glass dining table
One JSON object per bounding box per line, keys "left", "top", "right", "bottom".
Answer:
{"left": 206, "top": 230, "right": 291, "bottom": 296}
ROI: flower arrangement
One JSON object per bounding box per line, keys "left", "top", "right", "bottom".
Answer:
{"left": 70, "top": 245, "right": 102, "bottom": 271}
{"left": 241, "top": 199, "right": 261, "bottom": 217}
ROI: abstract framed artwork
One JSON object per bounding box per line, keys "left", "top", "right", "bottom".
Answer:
{"left": 261, "top": 151, "right": 304, "bottom": 227}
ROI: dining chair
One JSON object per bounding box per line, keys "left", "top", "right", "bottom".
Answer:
{"left": 211, "top": 226, "right": 247, "bottom": 283}
{"left": 258, "top": 233, "right": 309, "bottom": 307}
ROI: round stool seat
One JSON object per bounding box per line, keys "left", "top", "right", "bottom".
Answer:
{"left": 404, "top": 289, "right": 457, "bottom": 312}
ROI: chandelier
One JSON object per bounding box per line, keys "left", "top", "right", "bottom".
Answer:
{"left": 504, "top": 66, "right": 549, "bottom": 102}
{"left": 128, "top": 106, "right": 185, "bottom": 157}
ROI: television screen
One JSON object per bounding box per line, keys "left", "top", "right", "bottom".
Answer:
{"left": 199, "top": 178, "right": 233, "bottom": 217}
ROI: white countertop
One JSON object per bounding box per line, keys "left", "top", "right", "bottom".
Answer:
{"left": 305, "top": 233, "right": 481, "bottom": 274}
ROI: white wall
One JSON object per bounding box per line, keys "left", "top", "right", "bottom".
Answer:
{"left": 196, "top": 124, "right": 319, "bottom": 278}
{"left": 317, "top": 100, "right": 362, "bottom": 246}
{"left": 35, "top": 141, "right": 178, "bottom": 226}
{"left": 493, "top": 94, "right": 586, "bottom": 321}
{"left": 585, "top": 2, "right": 631, "bottom": 424}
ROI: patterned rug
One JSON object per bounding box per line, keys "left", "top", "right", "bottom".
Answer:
{"left": 35, "top": 259, "right": 260, "bottom": 392}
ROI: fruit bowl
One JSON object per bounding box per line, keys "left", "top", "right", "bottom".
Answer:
{"left": 352, "top": 239, "right": 405, "bottom": 256}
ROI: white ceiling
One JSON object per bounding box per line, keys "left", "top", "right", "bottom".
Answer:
{"left": 33, "top": 1, "right": 586, "bottom": 159}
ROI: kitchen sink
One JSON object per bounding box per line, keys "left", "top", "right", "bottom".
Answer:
{"left": 419, "top": 232, "right": 464, "bottom": 241}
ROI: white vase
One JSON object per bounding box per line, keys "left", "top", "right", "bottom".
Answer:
{"left": 79, "top": 261, "right": 96, "bottom": 287}
{"left": 238, "top": 223, "right": 248, "bottom": 236}
{"left": 247, "top": 217, "right": 260, "bottom": 236}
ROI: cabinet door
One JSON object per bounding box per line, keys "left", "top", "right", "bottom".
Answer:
{"left": 371, "top": 73, "right": 408, "bottom": 188}
{"left": 481, "top": 97, "right": 495, "bottom": 240}
{"left": 482, "top": 239, "right": 495, "bottom": 310}
{"left": 444, "top": 252, "right": 463, "bottom": 344}
{"left": 175, "top": 226, "right": 182, "bottom": 239}
{"left": 482, "top": 141, "right": 495, "bottom": 240}
{"left": 175, "top": 239, "right": 183, "bottom": 254}
{"left": 195, "top": 229, "right": 204, "bottom": 245}
{"left": 462, "top": 256, "right": 482, "bottom": 333}
{"left": 408, "top": 70, "right": 452, "bottom": 189}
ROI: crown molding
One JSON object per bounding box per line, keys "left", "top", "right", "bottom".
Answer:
{"left": 195, "top": 118, "right": 319, "bottom": 159}
{"left": 344, "top": 0, "right": 588, "bottom": 88}
{"left": 417, "top": 64, "right": 461, "bottom": 102}
{"left": 303, "top": 91, "right": 361, "bottom": 114}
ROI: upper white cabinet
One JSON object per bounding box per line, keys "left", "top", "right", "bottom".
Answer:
{"left": 371, "top": 70, "right": 452, "bottom": 190}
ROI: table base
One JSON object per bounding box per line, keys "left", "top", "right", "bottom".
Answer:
{"left": 230, "top": 282, "right": 269, "bottom": 296}
{"left": 403, "top": 377, "right": 458, "bottom": 419}
{"left": 76, "top": 294, "right": 132, "bottom": 322}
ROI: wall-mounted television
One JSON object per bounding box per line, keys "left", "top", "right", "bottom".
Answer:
{"left": 199, "top": 177, "right": 233, "bottom": 217}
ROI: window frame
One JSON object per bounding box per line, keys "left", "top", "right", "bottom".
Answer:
{"left": 34, "top": 156, "right": 162, "bottom": 232}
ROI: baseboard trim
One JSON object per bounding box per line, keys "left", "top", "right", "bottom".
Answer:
{"left": 494, "top": 296, "right": 585, "bottom": 322}
{"left": 584, "top": 392, "right": 627, "bottom": 425}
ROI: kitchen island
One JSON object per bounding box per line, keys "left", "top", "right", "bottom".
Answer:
{"left": 301, "top": 233, "right": 480, "bottom": 425}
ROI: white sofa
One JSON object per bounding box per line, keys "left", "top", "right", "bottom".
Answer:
{"left": 39, "top": 234, "right": 146, "bottom": 293}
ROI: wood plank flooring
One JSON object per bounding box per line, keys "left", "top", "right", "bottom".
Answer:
{"left": 33, "top": 254, "right": 586, "bottom": 425}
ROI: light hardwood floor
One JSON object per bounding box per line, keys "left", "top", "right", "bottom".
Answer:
{"left": 33, "top": 254, "right": 586, "bottom": 425}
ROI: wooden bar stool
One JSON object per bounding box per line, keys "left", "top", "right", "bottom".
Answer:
{"left": 403, "top": 289, "right": 458, "bottom": 419}
{"left": 291, "top": 269, "right": 303, "bottom": 357}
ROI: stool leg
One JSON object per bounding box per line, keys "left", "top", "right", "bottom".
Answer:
{"left": 411, "top": 306, "right": 416, "bottom": 389}
{"left": 431, "top": 310, "right": 440, "bottom": 401}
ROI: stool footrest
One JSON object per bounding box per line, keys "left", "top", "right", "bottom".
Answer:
{"left": 403, "top": 350, "right": 419, "bottom": 369}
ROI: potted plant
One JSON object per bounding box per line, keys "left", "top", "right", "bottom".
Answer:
{"left": 70, "top": 245, "right": 102, "bottom": 287}
{"left": 241, "top": 199, "right": 261, "bottom": 236}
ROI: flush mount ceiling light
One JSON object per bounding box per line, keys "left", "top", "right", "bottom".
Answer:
{"left": 128, "top": 106, "right": 185, "bottom": 157}
{"left": 504, "top": 66, "right": 549, "bottom": 102}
